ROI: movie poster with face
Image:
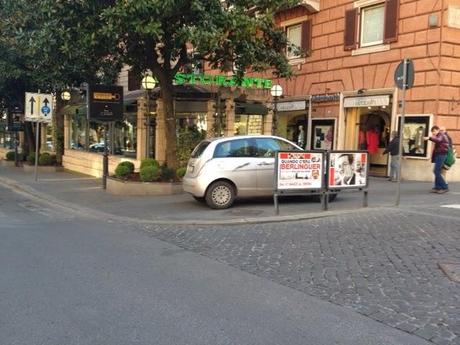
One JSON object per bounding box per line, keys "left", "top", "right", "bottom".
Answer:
{"left": 328, "top": 152, "right": 368, "bottom": 189}
{"left": 276, "top": 151, "right": 324, "bottom": 191}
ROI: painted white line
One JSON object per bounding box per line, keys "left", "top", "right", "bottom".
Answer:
{"left": 441, "top": 204, "right": 460, "bottom": 209}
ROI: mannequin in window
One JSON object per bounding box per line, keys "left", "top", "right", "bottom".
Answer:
{"left": 297, "top": 126, "right": 305, "bottom": 148}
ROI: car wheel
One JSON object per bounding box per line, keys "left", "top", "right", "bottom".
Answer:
{"left": 193, "top": 196, "right": 205, "bottom": 203}
{"left": 205, "top": 181, "right": 235, "bottom": 209}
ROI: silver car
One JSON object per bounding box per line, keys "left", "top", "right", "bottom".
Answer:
{"left": 183, "top": 135, "right": 303, "bottom": 209}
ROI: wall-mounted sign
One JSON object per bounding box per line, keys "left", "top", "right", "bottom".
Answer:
{"left": 88, "top": 84, "right": 124, "bottom": 122}
{"left": 448, "top": 5, "right": 460, "bottom": 29}
{"left": 277, "top": 100, "right": 307, "bottom": 112}
{"left": 328, "top": 151, "right": 368, "bottom": 189}
{"left": 311, "top": 93, "right": 340, "bottom": 103}
{"left": 275, "top": 151, "right": 324, "bottom": 192}
{"left": 174, "top": 72, "right": 273, "bottom": 89}
{"left": 24, "top": 92, "right": 54, "bottom": 123}
{"left": 343, "top": 95, "right": 390, "bottom": 108}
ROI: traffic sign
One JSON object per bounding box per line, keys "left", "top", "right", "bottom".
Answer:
{"left": 394, "top": 59, "right": 414, "bottom": 90}
{"left": 25, "top": 92, "right": 54, "bottom": 123}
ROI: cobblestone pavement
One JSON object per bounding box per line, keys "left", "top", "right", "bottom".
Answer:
{"left": 141, "top": 206, "right": 460, "bottom": 345}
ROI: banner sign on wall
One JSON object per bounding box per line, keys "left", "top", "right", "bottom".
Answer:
{"left": 275, "top": 151, "right": 324, "bottom": 192}
{"left": 328, "top": 151, "right": 368, "bottom": 189}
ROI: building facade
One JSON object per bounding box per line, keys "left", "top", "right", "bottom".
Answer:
{"left": 56, "top": 0, "right": 460, "bottom": 182}
{"left": 265, "top": 0, "right": 460, "bottom": 181}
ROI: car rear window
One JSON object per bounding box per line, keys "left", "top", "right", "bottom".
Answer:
{"left": 191, "top": 141, "right": 210, "bottom": 158}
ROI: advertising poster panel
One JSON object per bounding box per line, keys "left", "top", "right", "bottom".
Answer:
{"left": 328, "top": 151, "right": 368, "bottom": 189}
{"left": 276, "top": 151, "right": 324, "bottom": 191}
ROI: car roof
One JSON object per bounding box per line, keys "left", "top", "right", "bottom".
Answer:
{"left": 206, "top": 135, "right": 294, "bottom": 144}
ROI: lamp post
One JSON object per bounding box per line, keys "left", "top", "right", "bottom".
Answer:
{"left": 141, "top": 76, "right": 156, "bottom": 158}
{"left": 270, "top": 84, "right": 283, "bottom": 135}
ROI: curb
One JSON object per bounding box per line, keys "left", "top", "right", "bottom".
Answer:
{"left": 0, "top": 175, "right": 392, "bottom": 226}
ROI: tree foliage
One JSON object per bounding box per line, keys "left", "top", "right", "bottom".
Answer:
{"left": 1, "top": 0, "right": 301, "bottom": 168}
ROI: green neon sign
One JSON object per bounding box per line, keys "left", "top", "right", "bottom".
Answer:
{"left": 174, "top": 72, "right": 273, "bottom": 89}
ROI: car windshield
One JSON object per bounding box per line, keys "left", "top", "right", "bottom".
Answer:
{"left": 191, "top": 141, "right": 210, "bottom": 158}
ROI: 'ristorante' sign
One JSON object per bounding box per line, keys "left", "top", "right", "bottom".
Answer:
{"left": 174, "top": 72, "right": 273, "bottom": 89}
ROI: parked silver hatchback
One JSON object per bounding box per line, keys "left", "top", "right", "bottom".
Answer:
{"left": 183, "top": 135, "right": 302, "bottom": 209}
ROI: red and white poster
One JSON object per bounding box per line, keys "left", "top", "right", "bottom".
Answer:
{"left": 328, "top": 152, "right": 368, "bottom": 189}
{"left": 276, "top": 151, "right": 324, "bottom": 190}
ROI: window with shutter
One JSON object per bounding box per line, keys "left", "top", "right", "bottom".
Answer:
{"left": 301, "top": 20, "right": 312, "bottom": 56}
{"left": 344, "top": 8, "right": 358, "bottom": 50}
{"left": 345, "top": 0, "right": 399, "bottom": 52}
{"left": 286, "top": 23, "right": 302, "bottom": 59}
{"left": 360, "top": 3, "right": 385, "bottom": 47}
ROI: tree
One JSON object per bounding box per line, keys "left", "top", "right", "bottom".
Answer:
{"left": 101, "top": 0, "right": 300, "bottom": 170}
{"left": 0, "top": 0, "right": 122, "bottom": 163}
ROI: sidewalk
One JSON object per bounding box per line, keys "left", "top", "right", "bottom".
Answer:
{"left": 1, "top": 165, "right": 458, "bottom": 225}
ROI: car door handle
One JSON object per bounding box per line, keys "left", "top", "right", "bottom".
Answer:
{"left": 257, "top": 161, "right": 274, "bottom": 166}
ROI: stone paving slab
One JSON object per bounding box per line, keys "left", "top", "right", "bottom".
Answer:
{"left": 137, "top": 208, "right": 460, "bottom": 345}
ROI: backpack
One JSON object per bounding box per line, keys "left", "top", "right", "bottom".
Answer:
{"left": 444, "top": 145, "right": 456, "bottom": 167}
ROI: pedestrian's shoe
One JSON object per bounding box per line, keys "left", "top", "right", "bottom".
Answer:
{"left": 436, "top": 189, "right": 448, "bottom": 194}
{"left": 430, "top": 188, "right": 439, "bottom": 193}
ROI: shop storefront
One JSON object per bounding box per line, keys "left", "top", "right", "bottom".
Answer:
{"left": 340, "top": 91, "right": 397, "bottom": 177}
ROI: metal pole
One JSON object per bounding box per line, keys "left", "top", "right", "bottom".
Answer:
{"left": 272, "top": 96, "right": 278, "bottom": 135}
{"left": 102, "top": 124, "right": 109, "bottom": 189}
{"left": 14, "top": 132, "right": 19, "bottom": 167}
{"left": 34, "top": 121, "right": 40, "bottom": 181}
{"left": 145, "top": 91, "right": 150, "bottom": 158}
{"left": 395, "top": 59, "right": 408, "bottom": 206}
{"left": 306, "top": 96, "right": 312, "bottom": 149}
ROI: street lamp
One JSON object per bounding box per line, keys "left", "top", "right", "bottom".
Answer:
{"left": 142, "top": 76, "right": 156, "bottom": 158}
{"left": 61, "top": 90, "right": 71, "bottom": 101}
{"left": 270, "top": 84, "right": 283, "bottom": 135}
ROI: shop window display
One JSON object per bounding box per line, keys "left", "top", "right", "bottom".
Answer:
{"left": 311, "top": 119, "right": 335, "bottom": 150}
{"left": 70, "top": 112, "right": 138, "bottom": 156}
{"left": 234, "top": 115, "right": 263, "bottom": 135}
{"left": 358, "top": 111, "right": 390, "bottom": 154}
{"left": 397, "top": 115, "right": 431, "bottom": 158}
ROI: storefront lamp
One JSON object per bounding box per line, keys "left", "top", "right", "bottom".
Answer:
{"left": 61, "top": 90, "right": 71, "bottom": 101}
{"left": 270, "top": 84, "right": 283, "bottom": 135}
{"left": 142, "top": 76, "right": 156, "bottom": 90}
{"left": 270, "top": 84, "right": 283, "bottom": 98}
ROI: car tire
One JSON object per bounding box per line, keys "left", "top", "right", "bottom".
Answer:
{"left": 193, "top": 196, "right": 205, "bottom": 203}
{"left": 205, "top": 181, "right": 235, "bottom": 209}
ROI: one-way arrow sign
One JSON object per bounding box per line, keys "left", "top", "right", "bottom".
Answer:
{"left": 25, "top": 92, "right": 53, "bottom": 122}
{"left": 29, "top": 97, "right": 36, "bottom": 115}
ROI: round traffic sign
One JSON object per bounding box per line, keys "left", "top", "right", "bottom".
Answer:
{"left": 394, "top": 59, "right": 414, "bottom": 90}
{"left": 41, "top": 105, "right": 50, "bottom": 115}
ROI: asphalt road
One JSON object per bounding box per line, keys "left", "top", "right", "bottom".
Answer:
{"left": 0, "top": 185, "right": 432, "bottom": 345}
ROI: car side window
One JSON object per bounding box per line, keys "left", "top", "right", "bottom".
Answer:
{"left": 255, "top": 138, "right": 280, "bottom": 158}
{"left": 276, "top": 139, "right": 301, "bottom": 151}
{"left": 214, "top": 139, "right": 256, "bottom": 158}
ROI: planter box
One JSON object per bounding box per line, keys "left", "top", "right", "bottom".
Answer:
{"left": 0, "top": 160, "right": 20, "bottom": 167}
{"left": 23, "top": 164, "right": 64, "bottom": 173}
{"left": 107, "top": 177, "right": 183, "bottom": 196}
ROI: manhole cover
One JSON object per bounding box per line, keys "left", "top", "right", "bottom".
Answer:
{"left": 438, "top": 262, "right": 460, "bottom": 282}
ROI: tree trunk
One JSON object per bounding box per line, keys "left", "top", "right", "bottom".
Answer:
{"left": 161, "top": 80, "right": 178, "bottom": 171}
{"left": 54, "top": 98, "right": 65, "bottom": 165}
